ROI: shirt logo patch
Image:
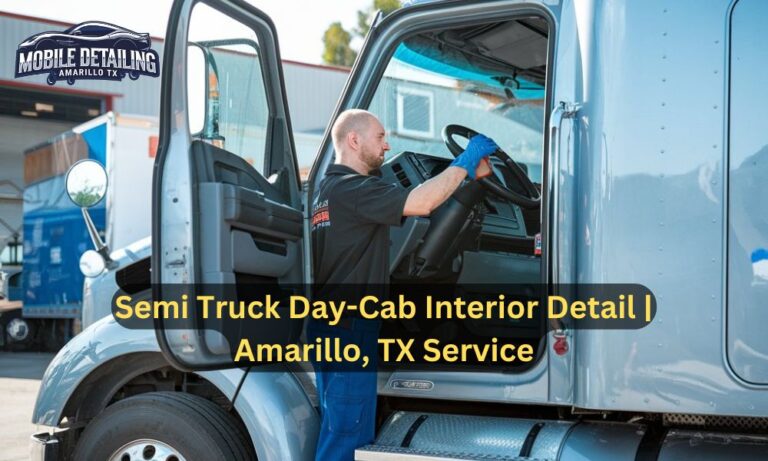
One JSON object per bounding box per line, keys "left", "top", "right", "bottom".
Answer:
{"left": 312, "top": 200, "right": 330, "bottom": 229}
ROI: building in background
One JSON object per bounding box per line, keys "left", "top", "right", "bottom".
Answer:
{"left": 0, "top": 10, "right": 349, "bottom": 265}
{"left": 0, "top": 11, "right": 348, "bottom": 349}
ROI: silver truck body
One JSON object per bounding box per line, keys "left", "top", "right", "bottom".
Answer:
{"left": 32, "top": 0, "right": 768, "bottom": 459}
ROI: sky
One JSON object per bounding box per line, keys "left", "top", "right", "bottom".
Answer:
{"left": 1, "top": 0, "right": 370, "bottom": 64}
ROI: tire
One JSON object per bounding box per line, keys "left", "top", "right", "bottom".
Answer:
{"left": 3, "top": 315, "right": 36, "bottom": 351}
{"left": 73, "top": 392, "right": 256, "bottom": 461}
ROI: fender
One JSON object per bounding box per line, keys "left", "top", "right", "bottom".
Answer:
{"left": 233, "top": 367, "right": 320, "bottom": 460}
{"left": 33, "top": 316, "right": 319, "bottom": 461}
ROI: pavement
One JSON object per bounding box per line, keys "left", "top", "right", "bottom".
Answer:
{"left": 0, "top": 352, "right": 55, "bottom": 461}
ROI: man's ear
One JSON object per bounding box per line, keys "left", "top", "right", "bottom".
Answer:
{"left": 347, "top": 131, "right": 360, "bottom": 151}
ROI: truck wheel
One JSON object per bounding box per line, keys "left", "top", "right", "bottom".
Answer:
{"left": 73, "top": 392, "right": 255, "bottom": 461}
{"left": 4, "top": 316, "right": 35, "bottom": 351}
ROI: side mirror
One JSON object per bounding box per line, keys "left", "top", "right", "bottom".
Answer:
{"left": 65, "top": 159, "right": 114, "bottom": 270}
{"left": 187, "top": 43, "right": 207, "bottom": 135}
{"left": 79, "top": 249, "right": 106, "bottom": 277}
{"left": 65, "top": 159, "right": 107, "bottom": 208}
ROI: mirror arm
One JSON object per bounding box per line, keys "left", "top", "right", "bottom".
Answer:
{"left": 81, "top": 207, "right": 116, "bottom": 268}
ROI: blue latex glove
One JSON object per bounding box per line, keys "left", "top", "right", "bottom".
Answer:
{"left": 450, "top": 134, "right": 499, "bottom": 179}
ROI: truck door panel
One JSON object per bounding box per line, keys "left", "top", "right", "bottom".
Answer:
{"left": 154, "top": 0, "right": 303, "bottom": 370}
{"left": 193, "top": 140, "right": 301, "bottom": 282}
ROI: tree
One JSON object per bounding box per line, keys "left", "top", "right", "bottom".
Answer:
{"left": 72, "top": 185, "right": 103, "bottom": 207}
{"left": 321, "top": 0, "right": 401, "bottom": 66}
{"left": 355, "top": 0, "right": 401, "bottom": 38}
{"left": 322, "top": 22, "right": 357, "bottom": 67}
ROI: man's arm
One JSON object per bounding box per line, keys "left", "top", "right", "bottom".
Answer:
{"left": 403, "top": 166, "right": 466, "bottom": 216}
{"left": 402, "top": 134, "right": 498, "bottom": 216}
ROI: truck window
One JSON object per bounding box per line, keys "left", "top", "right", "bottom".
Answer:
{"left": 369, "top": 17, "right": 548, "bottom": 184}
{"left": 368, "top": 15, "right": 549, "bottom": 267}
{"left": 727, "top": 0, "right": 768, "bottom": 382}
{"left": 365, "top": 15, "right": 551, "bottom": 370}
{"left": 188, "top": 3, "right": 270, "bottom": 173}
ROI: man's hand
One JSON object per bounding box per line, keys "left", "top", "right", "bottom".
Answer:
{"left": 475, "top": 158, "right": 493, "bottom": 179}
{"left": 403, "top": 134, "right": 499, "bottom": 216}
{"left": 449, "top": 134, "right": 499, "bottom": 179}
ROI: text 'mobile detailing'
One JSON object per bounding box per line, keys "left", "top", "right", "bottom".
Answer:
{"left": 15, "top": 21, "right": 160, "bottom": 85}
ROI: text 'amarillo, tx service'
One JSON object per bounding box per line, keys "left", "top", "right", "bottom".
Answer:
{"left": 112, "top": 286, "right": 656, "bottom": 367}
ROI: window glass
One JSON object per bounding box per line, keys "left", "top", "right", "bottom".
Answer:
{"left": 361, "top": 17, "right": 550, "bottom": 370}
{"left": 188, "top": 4, "right": 270, "bottom": 172}
{"left": 368, "top": 19, "right": 548, "bottom": 182}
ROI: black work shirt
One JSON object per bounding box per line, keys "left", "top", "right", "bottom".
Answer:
{"left": 312, "top": 164, "right": 409, "bottom": 287}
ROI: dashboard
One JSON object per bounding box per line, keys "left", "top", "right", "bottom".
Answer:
{"left": 381, "top": 151, "right": 530, "bottom": 239}
{"left": 380, "top": 151, "right": 539, "bottom": 282}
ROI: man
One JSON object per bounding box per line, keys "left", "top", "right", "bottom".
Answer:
{"left": 308, "top": 109, "right": 498, "bottom": 461}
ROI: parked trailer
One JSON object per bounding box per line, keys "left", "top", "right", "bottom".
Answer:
{"left": 12, "top": 113, "right": 155, "bottom": 350}
{"left": 31, "top": 0, "right": 768, "bottom": 460}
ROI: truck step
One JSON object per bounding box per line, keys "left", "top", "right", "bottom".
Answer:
{"left": 357, "top": 412, "right": 571, "bottom": 461}
{"left": 355, "top": 445, "right": 549, "bottom": 461}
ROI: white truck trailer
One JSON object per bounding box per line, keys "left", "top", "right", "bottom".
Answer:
{"left": 3, "top": 112, "right": 155, "bottom": 349}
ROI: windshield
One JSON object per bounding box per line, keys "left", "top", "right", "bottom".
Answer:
{"left": 368, "top": 23, "right": 547, "bottom": 182}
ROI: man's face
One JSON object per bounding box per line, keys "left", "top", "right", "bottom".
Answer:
{"left": 358, "top": 118, "right": 390, "bottom": 171}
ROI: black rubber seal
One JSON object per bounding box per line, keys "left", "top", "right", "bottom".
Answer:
{"left": 519, "top": 422, "right": 545, "bottom": 457}
{"left": 401, "top": 414, "right": 429, "bottom": 448}
{"left": 635, "top": 425, "right": 668, "bottom": 461}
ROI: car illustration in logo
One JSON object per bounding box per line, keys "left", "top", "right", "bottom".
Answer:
{"left": 19, "top": 22, "right": 151, "bottom": 52}
{"left": 15, "top": 21, "right": 159, "bottom": 86}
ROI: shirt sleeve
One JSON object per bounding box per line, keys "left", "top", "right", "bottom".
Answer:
{"left": 334, "top": 175, "right": 409, "bottom": 225}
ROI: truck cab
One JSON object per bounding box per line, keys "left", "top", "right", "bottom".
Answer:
{"left": 31, "top": 0, "right": 768, "bottom": 460}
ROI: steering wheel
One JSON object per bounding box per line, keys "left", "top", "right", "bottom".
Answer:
{"left": 442, "top": 124, "right": 540, "bottom": 209}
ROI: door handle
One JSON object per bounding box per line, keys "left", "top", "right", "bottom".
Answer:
{"left": 546, "top": 101, "right": 580, "bottom": 286}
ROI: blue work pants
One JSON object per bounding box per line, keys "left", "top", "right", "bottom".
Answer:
{"left": 306, "top": 318, "right": 380, "bottom": 461}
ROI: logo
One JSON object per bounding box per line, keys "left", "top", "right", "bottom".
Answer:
{"left": 311, "top": 200, "right": 330, "bottom": 229}
{"left": 390, "top": 379, "right": 434, "bottom": 390}
{"left": 15, "top": 21, "right": 160, "bottom": 85}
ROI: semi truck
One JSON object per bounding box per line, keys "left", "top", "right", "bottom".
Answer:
{"left": 5, "top": 113, "right": 155, "bottom": 350}
{"left": 31, "top": 0, "right": 768, "bottom": 459}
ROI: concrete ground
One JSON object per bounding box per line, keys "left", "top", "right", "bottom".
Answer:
{"left": 0, "top": 352, "right": 55, "bottom": 461}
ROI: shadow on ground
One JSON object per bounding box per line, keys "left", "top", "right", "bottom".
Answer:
{"left": 0, "top": 352, "right": 54, "bottom": 380}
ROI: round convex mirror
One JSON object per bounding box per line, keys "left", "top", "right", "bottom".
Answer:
{"left": 65, "top": 159, "right": 107, "bottom": 208}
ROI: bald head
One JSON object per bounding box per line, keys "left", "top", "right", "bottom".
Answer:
{"left": 331, "top": 109, "right": 390, "bottom": 174}
{"left": 331, "top": 109, "right": 379, "bottom": 152}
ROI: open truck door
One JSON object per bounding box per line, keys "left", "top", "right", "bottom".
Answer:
{"left": 153, "top": 0, "right": 574, "bottom": 387}
{"left": 153, "top": 0, "right": 304, "bottom": 370}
